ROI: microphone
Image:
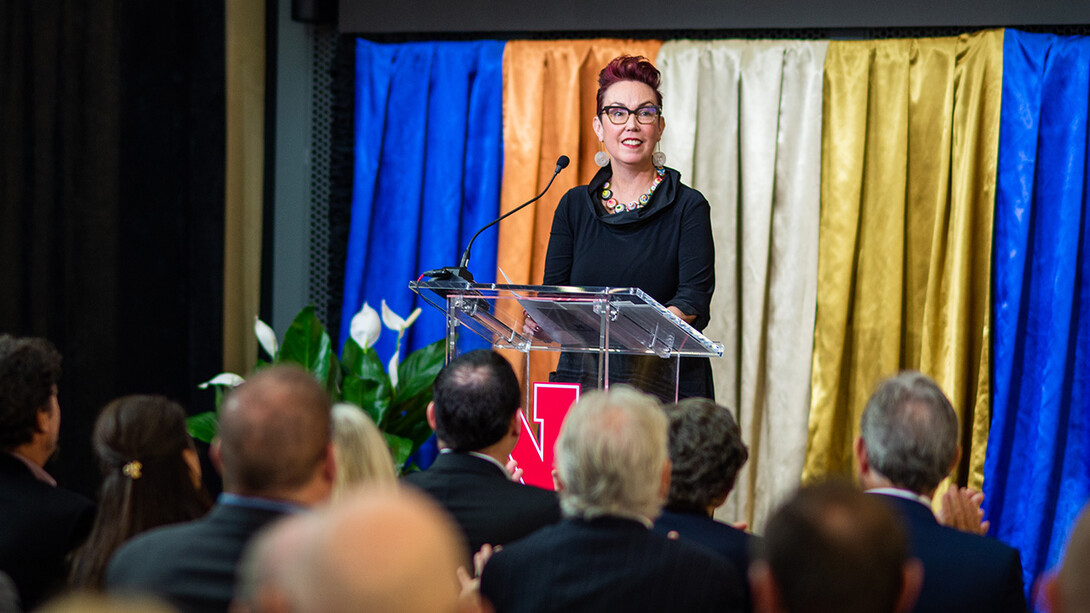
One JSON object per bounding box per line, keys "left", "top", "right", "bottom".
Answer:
{"left": 422, "top": 155, "right": 569, "bottom": 284}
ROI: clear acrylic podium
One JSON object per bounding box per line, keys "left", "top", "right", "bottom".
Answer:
{"left": 409, "top": 279, "right": 724, "bottom": 402}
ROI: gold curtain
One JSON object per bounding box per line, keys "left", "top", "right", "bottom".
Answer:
{"left": 803, "top": 30, "right": 1003, "bottom": 491}
{"left": 223, "top": 0, "right": 265, "bottom": 376}
{"left": 496, "top": 40, "right": 662, "bottom": 386}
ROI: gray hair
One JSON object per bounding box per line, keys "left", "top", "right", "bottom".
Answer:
{"left": 860, "top": 371, "right": 958, "bottom": 494}
{"left": 554, "top": 386, "right": 668, "bottom": 520}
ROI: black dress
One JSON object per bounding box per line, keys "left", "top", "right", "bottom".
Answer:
{"left": 542, "top": 165, "right": 715, "bottom": 401}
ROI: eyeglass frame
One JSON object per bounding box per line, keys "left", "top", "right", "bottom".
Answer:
{"left": 598, "top": 104, "right": 663, "bottom": 125}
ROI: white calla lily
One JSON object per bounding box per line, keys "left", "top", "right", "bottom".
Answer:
{"left": 380, "top": 300, "right": 422, "bottom": 332}
{"left": 350, "top": 302, "right": 382, "bottom": 349}
{"left": 388, "top": 351, "right": 400, "bottom": 388}
{"left": 199, "top": 373, "right": 245, "bottom": 389}
{"left": 402, "top": 307, "right": 422, "bottom": 329}
{"left": 381, "top": 300, "right": 405, "bottom": 331}
{"left": 254, "top": 317, "right": 278, "bottom": 358}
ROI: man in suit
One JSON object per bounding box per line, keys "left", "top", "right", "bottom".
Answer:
{"left": 653, "top": 397, "right": 753, "bottom": 608}
{"left": 403, "top": 349, "right": 560, "bottom": 555}
{"left": 749, "top": 481, "right": 922, "bottom": 613}
{"left": 106, "top": 365, "right": 336, "bottom": 613}
{"left": 1042, "top": 502, "right": 1090, "bottom": 613}
{"left": 0, "top": 335, "right": 95, "bottom": 610}
{"left": 234, "top": 488, "right": 474, "bottom": 613}
{"left": 479, "top": 386, "right": 743, "bottom": 613}
{"left": 856, "top": 371, "right": 1027, "bottom": 613}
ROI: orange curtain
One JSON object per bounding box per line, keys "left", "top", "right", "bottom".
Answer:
{"left": 497, "top": 40, "right": 662, "bottom": 387}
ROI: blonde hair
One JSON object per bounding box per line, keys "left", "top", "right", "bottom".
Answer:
{"left": 331, "top": 403, "right": 397, "bottom": 499}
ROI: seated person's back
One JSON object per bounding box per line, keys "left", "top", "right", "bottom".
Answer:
{"left": 402, "top": 350, "right": 560, "bottom": 555}
{"left": 654, "top": 397, "right": 754, "bottom": 608}
{"left": 105, "top": 366, "right": 336, "bottom": 613}
{"left": 69, "top": 395, "right": 213, "bottom": 590}
{"left": 480, "top": 386, "right": 743, "bottom": 613}
{"left": 0, "top": 336, "right": 94, "bottom": 609}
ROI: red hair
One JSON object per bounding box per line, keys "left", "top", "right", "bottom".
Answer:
{"left": 596, "top": 55, "right": 662, "bottom": 113}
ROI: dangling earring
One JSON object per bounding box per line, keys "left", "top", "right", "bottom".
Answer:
{"left": 595, "top": 142, "right": 610, "bottom": 168}
{"left": 652, "top": 146, "right": 666, "bottom": 168}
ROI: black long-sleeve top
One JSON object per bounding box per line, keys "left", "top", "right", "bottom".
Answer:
{"left": 542, "top": 165, "right": 716, "bottom": 400}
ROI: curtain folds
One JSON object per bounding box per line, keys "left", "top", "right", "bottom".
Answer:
{"left": 496, "top": 40, "right": 662, "bottom": 386}
{"left": 224, "top": 0, "right": 265, "bottom": 376}
{"left": 985, "top": 30, "right": 1090, "bottom": 601}
{"left": 339, "top": 40, "right": 505, "bottom": 359}
{"left": 657, "top": 39, "right": 827, "bottom": 530}
{"left": 803, "top": 32, "right": 1003, "bottom": 491}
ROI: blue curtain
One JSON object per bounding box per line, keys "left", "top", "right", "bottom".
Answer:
{"left": 339, "top": 40, "right": 504, "bottom": 360}
{"left": 985, "top": 30, "right": 1090, "bottom": 602}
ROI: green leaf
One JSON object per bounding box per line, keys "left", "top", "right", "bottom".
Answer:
{"left": 384, "top": 399, "right": 434, "bottom": 449}
{"left": 278, "top": 305, "right": 335, "bottom": 386}
{"left": 325, "top": 351, "right": 343, "bottom": 398}
{"left": 393, "top": 339, "right": 445, "bottom": 401}
{"left": 186, "top": 411, "right": 219, "bottom": 444}
{"left": 384, "top": 432, "right": 414, "bottom": 472}
{"left": 212, "top": 385, "right": 227, "bottom": 412}
{"left": 342, "top": 375, "right": 391, "bottom": 424}
{"left": 341, "top": 338, "right": 388, "bottom": 382}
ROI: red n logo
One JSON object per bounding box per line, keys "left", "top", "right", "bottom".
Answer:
{"left": 509, "top": 383, "right": 580, "bottom": 490}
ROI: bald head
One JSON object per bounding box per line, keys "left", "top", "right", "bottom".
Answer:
{"left": 293, "top": 489, "right": 467, "bottom": 613}
{"left": 217, "top": 366, "right": 332, "bottom": 499}
{"left": 753, "top": 482, "right": 920, "bottom": 613}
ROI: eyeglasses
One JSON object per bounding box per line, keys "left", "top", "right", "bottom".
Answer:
{"left": 599, "top": 105, "right": 662, "bottom": 125}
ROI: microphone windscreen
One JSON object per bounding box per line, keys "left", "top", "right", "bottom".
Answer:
{"left": 556, "top": 155, "right": 570, "bottom": 170}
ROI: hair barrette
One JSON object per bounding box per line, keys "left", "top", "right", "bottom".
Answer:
{"left": 122, "top": 460, "right": 143, "bottom": 480}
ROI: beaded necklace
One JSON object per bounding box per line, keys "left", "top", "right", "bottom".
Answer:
{"left": 600, "top": 166, "right": 666, "bottom": 214}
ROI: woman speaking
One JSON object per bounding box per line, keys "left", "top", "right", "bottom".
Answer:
{"left": 542, "top": 55, "right": 715, "bottom": 401}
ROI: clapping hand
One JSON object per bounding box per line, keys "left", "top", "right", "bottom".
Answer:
{"left": 937, "top": 486, "right": 990, "bottom": 535}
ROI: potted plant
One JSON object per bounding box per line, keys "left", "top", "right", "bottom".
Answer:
{"left": 187, "top": 302, "right": 443, "bottom": 473}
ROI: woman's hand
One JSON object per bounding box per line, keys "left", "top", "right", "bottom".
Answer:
{"left": 667, "top": 305, "right": 697, "bottom": 325}
{"left": 521, "top": 312, "right": 552, "bottom": 342}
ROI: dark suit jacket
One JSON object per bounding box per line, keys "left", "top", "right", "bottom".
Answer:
{"left": 402, "top": 452, "right": 561, "bottom": 554}
{"left": 0, "top": 452, "right": 94, "bottom": 610}
{"left": 105, "top": 501, "right": 289, "bottom": 613}
{"left": 481, "top": 516, "right": 744, "bottom": 613}
{"left": 876, "top": 493, "right": 1027, "bottom": 613}
{"left": 654, "top": 508, "right": 755, "bottom": 611}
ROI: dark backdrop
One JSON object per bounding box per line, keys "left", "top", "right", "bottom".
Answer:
{"left": 0, "top": 0, "right": 225, "bottom": 498}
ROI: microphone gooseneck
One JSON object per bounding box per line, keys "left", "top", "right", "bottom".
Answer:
{"left": 457, "top": 155, "right": 570, "bottom": 272}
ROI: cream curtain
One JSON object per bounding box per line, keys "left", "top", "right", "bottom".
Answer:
{"left": 658, "top": 39, "right": 828, "bottom": 530}
{"left": 803, "top": 31, "right": 1003, "bottom": 494}
{"left": 223, "top": 0, "right": 265, "bottom": 376}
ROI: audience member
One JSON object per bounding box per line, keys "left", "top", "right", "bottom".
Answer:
{"left": 233, "top": 488, "right": 472, "bottom": 613}
{"left": 330, "top": 403, "right": 396, "bottom": 499}
{"left": 69, "top": 395, "right": 213, "bottom": 589}
{"left": 856, "top": 371, "right": 1027, "bottom": 612}
{"left": 749, "top": 481, "right": 922, "bottom": 613}
{"left": 231, "top": 512, "right": 320, "bottom": 613}
{"left": 0, "top": 569, "right": 19, "bottom": 613}
{"left": 106, "top": 366, "right": 335, "bottom": 613}
{"left": 403, "top": 350, "right": 560, "bottom": 555}
{"left": 480, "top": 385, "right": 743, "bottom": 613}
{"left": 654, "top": 398, "right": 754, "bottom": 609}
{"left": 37, "top": 592, "right": 178, "bottom": 613}
{"left": 0, "top": 335, "right": 94, "bottom": 609}
{"left": 1043, "top": 501, "right": 1090, "bottom": 613}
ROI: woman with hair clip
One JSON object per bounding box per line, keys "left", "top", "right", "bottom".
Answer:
{"left": 541, "top": 55, "right": 715, "bottom": 401}
{"left": 69, "top": 395, "right": 212, "bottom": 590}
